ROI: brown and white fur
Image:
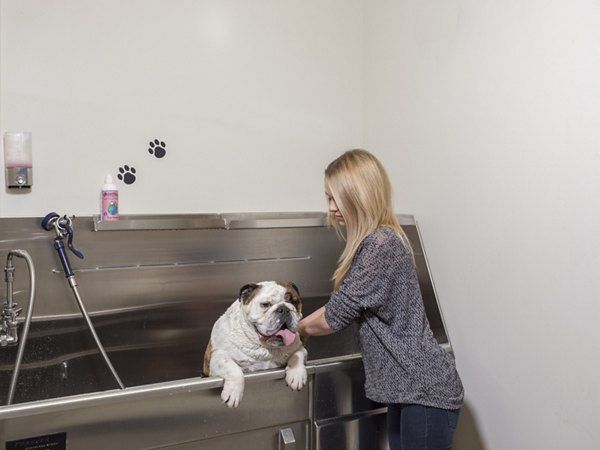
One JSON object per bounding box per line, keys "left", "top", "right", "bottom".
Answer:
{"left": 203, "top": 281, "right": 307, "bottom": 408}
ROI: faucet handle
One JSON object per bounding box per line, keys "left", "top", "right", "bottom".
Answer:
{"left": 41, "top": 212, "right": 85, "bottom": 259}
{"left": 3, "top": 303, "right": 22, "bottom": 320}
{"left": 41, "top": 212, "right": 60, "bottom": 231}
{"left": 64, "top": 221, "right": 84, "bottom": 259}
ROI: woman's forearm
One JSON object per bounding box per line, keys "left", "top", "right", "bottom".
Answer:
{"left": 299, "top": 306, "right": 334, "bottom": 337}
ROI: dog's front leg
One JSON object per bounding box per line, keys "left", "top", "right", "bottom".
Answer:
{"left": 285, "top": 347, "right": 308, "bottom": 391}
{"left": 210, "top": 350, "right": 245, "bottom": 408}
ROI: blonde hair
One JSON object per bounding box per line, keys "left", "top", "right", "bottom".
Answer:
{"left": 325, "top": 149, "right": 410, "bottom": 290}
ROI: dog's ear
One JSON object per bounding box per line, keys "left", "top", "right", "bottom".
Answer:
{"left": 283, "top": 282, "right": 302, "bottom": 313}
{"left": 239, "top": 283, "right": 259, "bottom": 304}
{"left": 287, "top": 282, "right": 300, "bottom": 297}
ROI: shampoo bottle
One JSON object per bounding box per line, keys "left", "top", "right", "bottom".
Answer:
{"left": 101, "top": 174, "right": 119, "bottom": 221}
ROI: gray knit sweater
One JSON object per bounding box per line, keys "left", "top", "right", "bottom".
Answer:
{"left": 324, "top": 226, "right": 464, "bottom": 409}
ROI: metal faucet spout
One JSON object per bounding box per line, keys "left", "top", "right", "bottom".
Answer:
{"left": 1, "top": 251, "right": 29, "bottom": 347}
{"left": 1, "top": 249, "right": 36, "bottom": 404}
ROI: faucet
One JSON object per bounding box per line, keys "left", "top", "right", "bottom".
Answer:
{"left": 1, "top": 249, "right": 36, "bottom": 405}
{"left": 1, "top": 254, "right": 19, "bottom": 347}
{"left": 1, "top": 250, "right": 32, "bottom": 348}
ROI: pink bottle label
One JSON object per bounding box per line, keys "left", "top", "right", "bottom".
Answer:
{"left": 101, "top": 190, "right": 119, "bottom": 221}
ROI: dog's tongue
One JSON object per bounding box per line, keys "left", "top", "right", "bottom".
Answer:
{"left": 275, "top": 329, "right": 297, "bottom": 346}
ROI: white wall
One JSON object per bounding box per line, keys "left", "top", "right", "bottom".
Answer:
{"left": 3, "top": 1, "right": 600, "bottom": 449}
{"left": 364, "top": 1, "right": 600, "bottom": 449}
{"left": 0, "top": 0, "right": 363, "bottom": 216}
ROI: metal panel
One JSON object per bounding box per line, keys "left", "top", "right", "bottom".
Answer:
{"left": 315, "top": 410, "right": 389, "bottom": 450}
{"left": 159, "top": 422, "right": 308, "bottom": 450}
{"left": 0, "top": 216, "right": 342, "bottom": 318}
{"left": 313, "top": 360, "right": 382, "bottom": 421}
{"left": 92, "top": 213, "right": 226, "bottom": 231}
{"left": 0, "top": 371, "right": 310, "bottom": 450}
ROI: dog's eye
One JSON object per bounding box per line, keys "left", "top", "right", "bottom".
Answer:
{"left": 260, "top": 302, "right": 271, "bottom": 309}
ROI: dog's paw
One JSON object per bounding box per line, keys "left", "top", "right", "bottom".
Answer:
{"left": 221, "top": 380, "right": 244, "bottom": 408}
{"left": 285, "top": 366, "right": 307, "bottom": 391}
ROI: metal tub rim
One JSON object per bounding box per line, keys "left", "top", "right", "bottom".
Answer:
{"left": 0, "top": 354, "right": 363, "bottom": 419}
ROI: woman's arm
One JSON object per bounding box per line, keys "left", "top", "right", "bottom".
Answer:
{"left": 299, "top": 306, "right": 334, "bottom": 337}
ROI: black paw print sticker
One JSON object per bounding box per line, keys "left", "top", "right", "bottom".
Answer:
{"left": 118, "top": 165, "right": 137, "bottom": 184}
{"left": 148, "top": 139, "right": 167, "bottom": 158}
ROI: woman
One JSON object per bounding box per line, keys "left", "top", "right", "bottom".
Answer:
{"left": 298, "top": 149, "right": 463, "bottom": 450}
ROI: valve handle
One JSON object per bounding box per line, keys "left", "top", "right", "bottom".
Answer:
{"left": 64, "top": 222, "right": 84, "bottom": 259}
{"left": 41, "top": 212, "right": 84, "bottom": 259}
{"left": 41, "top": 212, "right": 60, "bottom": 231}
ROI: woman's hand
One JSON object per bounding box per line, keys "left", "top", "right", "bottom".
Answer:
{"left": 299, "top": 306, "right": 334, "bottom": 337}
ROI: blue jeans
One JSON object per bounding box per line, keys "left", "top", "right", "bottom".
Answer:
{"left": 387, "top": 404, "right": 460, "bottom": 450}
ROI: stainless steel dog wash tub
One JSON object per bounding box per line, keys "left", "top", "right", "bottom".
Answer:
{"left": 0, "top": 213, "right": 451, "bottom": 450}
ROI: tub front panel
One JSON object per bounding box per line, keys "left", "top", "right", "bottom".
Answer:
{"left": 1, "top": 374, "right": 310, "bottom": 450}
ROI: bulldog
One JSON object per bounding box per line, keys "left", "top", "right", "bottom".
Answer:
{"left": 203, "top": 281, "right": 308, "bottom": 408}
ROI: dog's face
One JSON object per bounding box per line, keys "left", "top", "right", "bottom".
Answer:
{"left": 239, "top": 281, "right": 302, "bottom": 348}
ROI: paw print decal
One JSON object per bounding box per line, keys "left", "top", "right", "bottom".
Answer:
{"left": 148, "top": 139, "right": 167, "bottom": 158}
{"left": 117, "top": 165, "right": 137, "bottom": 184}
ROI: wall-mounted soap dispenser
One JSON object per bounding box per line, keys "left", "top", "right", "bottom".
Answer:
{"left": 3, "top": 132, "right": 33, "bottom": 189}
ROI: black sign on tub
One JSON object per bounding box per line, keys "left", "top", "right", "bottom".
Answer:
{"left": 5, "top": 432, "right": 66, "bottom": 450}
